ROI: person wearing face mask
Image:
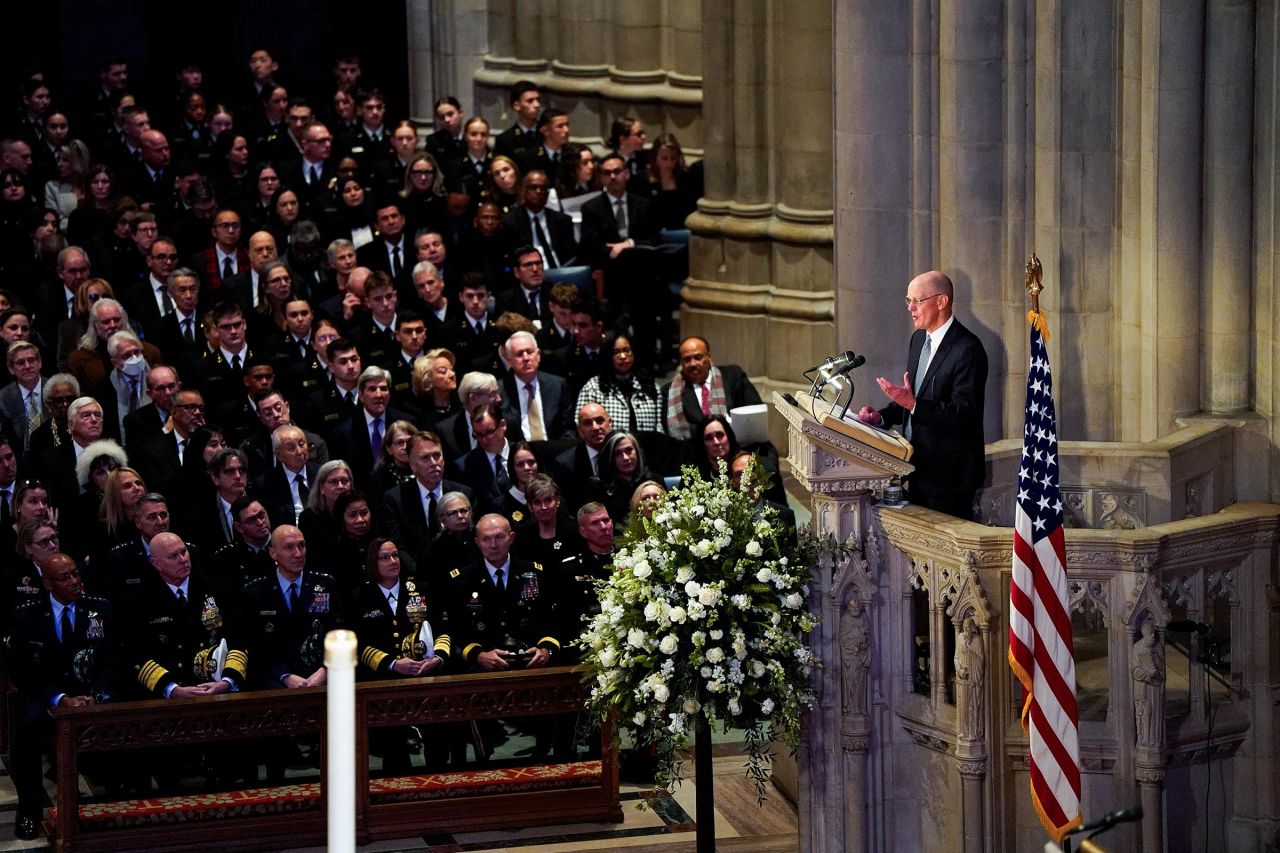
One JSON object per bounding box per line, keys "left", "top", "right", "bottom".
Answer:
{"left": 101, "top": 330, "right": 151, "bottom": 443}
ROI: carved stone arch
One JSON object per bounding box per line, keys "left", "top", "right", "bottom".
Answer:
{"left": 1207, "top": 563, "right": 1239, "bottom": 605}
{"left": 905, "top": 555, "right": 930, "bottom": 595}
{"left": 945, "top": 556, "right": 992, "bottom": 630}
{"left": 1122, "top": 570, "right": 1171, "bottom": 631}
{"left": 1069, "top": 578, "right": 1110, "bottom": 615}
{"left": 832, "top": 538, "right": 874, "bottom": 607}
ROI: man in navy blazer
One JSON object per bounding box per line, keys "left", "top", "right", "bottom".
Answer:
{"left": 332, "top": 365, "right": 413, "bottom": 491}
{"left": 499, "top": 331, "right": 572, "bottom": 441}
{"left": 381, "top": 430, "right": 474, "bottom": 560}
{"left": 858, "top": 271, "right": 988, "bottom": 519}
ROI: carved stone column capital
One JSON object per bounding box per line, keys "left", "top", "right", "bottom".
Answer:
{"left": 1134, "top": 767, "right": 1165, "bottom": 785}
{"left": 956, "top": 758, "right": 988, "bottom": 779}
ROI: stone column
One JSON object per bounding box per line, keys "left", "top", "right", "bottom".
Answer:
{"left": 1135, "top": 768, "right": 1165, "bottom": 852}
{"left": 405, "top": 0, "right": 436, "bottom": 123}
{"left": 834, "top": 0, "right": 921, "bottom": 421}
{"left": 1200, "top": 0, "right": 1254, "bottom": 414}
{"left": 957, "top": 761, "right": 986, "bottom": 853}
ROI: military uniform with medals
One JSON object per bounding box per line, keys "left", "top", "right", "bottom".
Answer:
{"left": 450, "top": 557, "right": 561, "bottom": 669}
{"left": 122, "top": 575, "right": 249, "bottom": 697}
{"left": 8, "top": 593, "right": 119, "bottom": 823}
{"left": 350, "top": 578, "right": 453, "bottom": 677}
{"left": 242, "top": 570, "right": 344, "bottom": 688}
{"left": 555, "top": 549, "right": 614, "bottom": 662}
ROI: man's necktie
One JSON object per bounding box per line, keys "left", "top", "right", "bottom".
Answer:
{"left": 298, "top": 339, "right": 308, "bottom": 359}
{"left": 288, "top": 582, "right": 299, "bottom": 613}
{"left": 494, "top": 568, "right": 504, "bottom": 592}
{"left": 387, "top": 591, "right": 396, "bottom": 609}
{"left": 295, "top": 473, "right": 309, "bottom": 502}
{"left": 231, "top": 353, "right": 242, "bottom": 372}
{"left": 177, "top": 439, "right": 187, "bottom": 464}
{"left": 426, "top": 492, "right": 438, "bottom": 534}
{"left": 533, "top": 214, "right": 558, "bottom": 268}
{"left": 906, "top": 335, "right": 933, "bottom": 441}
{"left": 60, "top": 606, "right": 73, "bottom": 643}
{"left": 127, "top": 377, "right": 139, "bottom": 412}
{"left": 158, "top": 284, "right": 174, "bottom": 316}
{"left": 391, "top": 244, "right": 402, "bottom": 277}
{"left": 700, "top": 384, "right": 711, "bottom": 417}
{"left": 222, "top": 256, "right": 234, "bottom": 281}
{"left": 0, "top": 489, "right": 11, "bottom": 527}
{"left": 495, "top": 453, "right": 510, "bottom": 492}
{"left": 182, "top": 317, "right": 194, "bottom": 344}
{"left": 25, "top": 391, "right": 41, "bottom": 435}
{"left": 309, "top": 165, "right": 320, "bottom": 185}
{"left": 370, "top": 418, "right": 383, "bottom": 459}
{"left": 176, "top": 588, "right": 187, "bottom": 607}
{"left": 221, "top": 505, "right": 233, "bottom": 541}
{"left": 615, "top": 197, "right": 629, "bottom": 239}
{"left": 526, "top": 383, "right": 546, "bottom": 440}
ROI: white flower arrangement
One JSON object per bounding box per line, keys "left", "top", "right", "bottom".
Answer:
{"left": 580, "top": 460, "right": 837, "bottom": 802}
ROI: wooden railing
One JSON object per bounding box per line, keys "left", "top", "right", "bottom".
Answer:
{"left": 52, "top": 666, "right": 620, "bottom": 853}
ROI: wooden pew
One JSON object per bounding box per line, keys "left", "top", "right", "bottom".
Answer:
{"left": 51, "top": 666, "right": 620, "bottom": 852}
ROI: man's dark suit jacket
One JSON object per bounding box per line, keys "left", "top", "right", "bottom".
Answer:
{"left": 135, "top": 427, "right": 185, "bottom": 492}
{"left": 381, "top": 478, "right": 474, "bottom": 563}
{"left": 433, "top": 410, "right": 527, "bottom": 467}
{"left": 660, "top": 364, "right": 763, "bottom": 434}
{"left": 500, "top": 371, "right": 573, "bottom": 440}
{"left": 332, "top": 405, "right": 415, "bottom": 488}
{"left": 122, "top": 402, "right": 168, "bottom": 454}
{"left": 0, "top": 382, "right": 40, "bottom": 452}
{"left": 877, "top": 319, "right": 988, "bottom": 513}
{"left": 501, "top": 206, "right": 578, "bottom": 267}
{"left": 579, "top": 191, "right": 660, "bottom": 269}
{"left": 257, "top": 461, "right": 321, "bottom": 529}
{"left": 356, "top": 237, "right": 413, "bottom": 294}
{"left": 493, "top": 283, "right": 555, "bottom": 327}
{"left": 447, "top": 445, "right": 508, "bottom": 516}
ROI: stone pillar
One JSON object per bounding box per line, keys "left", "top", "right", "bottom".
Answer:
{"left": 1200, "top": 0, "right": 1254, "bottom": 414}
{"left": 957, "top": 761, "right": 986, "bottom": 853}
{"left": 405, "top": 0, "right": 436, "bottom": 123}
{"left": 1135, "top": 767, "right": 1165, "bottom": 852}
{"left": 834, "top": 0, "right": 922, "bottom": 423}
{"left": 844, "top": 734, "right": 870, "bottom": 853}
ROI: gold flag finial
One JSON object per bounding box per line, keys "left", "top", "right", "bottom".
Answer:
{"left": 1025, "top": 254, "right": 1043, "bottom": 313}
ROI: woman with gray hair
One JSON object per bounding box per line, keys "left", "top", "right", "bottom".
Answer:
{"left": 418, "top": 491, "right": 478, "bottom": 586}
{"left": 299, "top": 459, "right": 355, "bottom": 563}
{"left": 29, "top": 373, "right": 79, "bottom": 454}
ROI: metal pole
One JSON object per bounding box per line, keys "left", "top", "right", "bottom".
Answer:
{"left": 695, "top": 713, "right": 715, "bottom": 853}
{"left": 325, "top": 629, "right": 357, "bottom": 853}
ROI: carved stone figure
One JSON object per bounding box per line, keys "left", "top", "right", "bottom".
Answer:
{"left": 1131, "top": 621, "right": 1165, "bottom": 748}
{"left": 954, "top": 617, "right": 986, "bottom": 740}
{"left": 1100, "top": 493, "right": 1144, "bottom": 530}
{"left": 840, "top": 596, "right": 871, "bottom": 715}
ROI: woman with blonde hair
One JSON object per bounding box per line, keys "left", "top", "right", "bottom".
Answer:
{"left": 412, "top": 348, "right": 460, "bottom": 428}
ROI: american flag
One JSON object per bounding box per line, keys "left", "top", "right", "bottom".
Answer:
{"left": 1007, "top": 319, "right": 1082, "bottom": 841}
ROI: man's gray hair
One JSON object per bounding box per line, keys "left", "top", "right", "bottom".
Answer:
{"left": 457, "top": 371, "right": 498, "bottom": 403}
{"left": 106, "top": 329, "right": 142, "bottom": 360}
{"left": 67, "top": 396, "right": 101, "bottom": 422}
{"left": 357, "top": 365, "right": 392, "bottom": 391}
{"left": 412, "top": 260, "right": 438, "bottom": 279}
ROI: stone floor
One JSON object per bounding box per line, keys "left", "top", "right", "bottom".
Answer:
{"left": 0, "top": 744, "right": 799, "bottom": 852}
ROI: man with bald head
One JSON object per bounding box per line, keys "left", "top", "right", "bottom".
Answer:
{"left": 857, "top": 270, "right": 988, "bottom": 519}
{"left": 128, "top": 128, "right": 172, "bottom": 207}
{"left": 242, "top": 525, "right": 341, "bottom": 689}
{"left": 553, "top": 402, "right": 613, "bottom": 509}
{"left": 8, "top": 552, "right": 118, "bottom": 839}
{"left": 124, "top": 531, "right": 249, "bottom": 698}
{"left": 224, "top": 230, "right": 279, "bottom": 315}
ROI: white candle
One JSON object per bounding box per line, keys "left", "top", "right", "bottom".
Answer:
{"left": 325, "top": 629, "right": 357, "bottom": 853}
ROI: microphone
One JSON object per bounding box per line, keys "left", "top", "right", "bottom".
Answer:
{"left": 816, "top": 351, "right": 866, "bottom": 376}
{"left": 1166, "top": 620, "right": 1212, "bottom": 634}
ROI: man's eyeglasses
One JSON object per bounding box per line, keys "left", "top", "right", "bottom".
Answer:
{"left": 904, "top": 294, "right": 943, "bottom": 307}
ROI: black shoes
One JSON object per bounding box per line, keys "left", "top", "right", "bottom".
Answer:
{"left": 14, "top": 812, "right": 40, "bottom": 839}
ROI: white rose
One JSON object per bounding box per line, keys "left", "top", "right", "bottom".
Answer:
{"left": 784, "top": 592, "right": 804, "bottom": 609}
{"left": 709, "top": 629, "right": 724, "bottom": 640}
{"left": 644, "top": 601, "right": 660, "bottom": 622}
{"left": 634, "top": 711, "right": 647, "bottom": 726}
{"left": 659, "top": 634, "right": 679, "bottom": 655}
{"left": 713, "top": 518, "right": 727, "bottom": 532}
{"left": 687, "top": 602, "right": 706, "bottom": 620}
{"left": 746, "top": 541, "right": 763, "bottom": 557}
{"left": 683, "top": 698, "right": 700, "bottom": 714}
{"left": 669, "top": 606, "right": 687, "bottom": 624}
{"left": 706, "top": 647, "right": 726, "bottom": 663}
{"left": 728, "top": 697, "right": 742, "bottom": 716}
{"left": 761, "top": 698, "right": 775, "bottom": 714}
{"left": 757, "top": 567, "right": 773, "bottom": 583}
{"left": 685, "top": 580, "right": 702, "bottom": 598}
{"left": 628, "top": 627, "right": 647, "bottom": 648}
{"left": 633, "top": 560, "right": 652, "bottom": 579}
{"left": 698, "top": 586, "right": 720, "bottom": 606}
{"left": 599, "top": 647, "right": 617, "bottom": 668}
{"left": 653, "top": 683, "right": 671, "bottom": 703}
{"left": 751, "top": 661, "right": 766, "bottom": 677}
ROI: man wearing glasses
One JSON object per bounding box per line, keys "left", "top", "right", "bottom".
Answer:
{"left": 197, "top": 301, "right": 255, "bottom": 409}
{"left": 857, "top": 270, "right": 988, "bottom": 519}
{"left": 197, "top": 209, "right": 248, "bottom": 293}
{"left": 501, "top": 177, "right": 577, "bottom": 277}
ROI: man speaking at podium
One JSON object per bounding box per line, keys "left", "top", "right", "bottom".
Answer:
{"left": 857, "top": 270, "right": 987, "bottom": 520}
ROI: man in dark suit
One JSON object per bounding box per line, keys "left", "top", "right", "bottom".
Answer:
{"left": 222, "top": 230, "right": 279, "bottom": 317}
{"left": 448, "top": 404, "right": 514, "bottom": 516}
{"left": 135, "top": 388, "right": 204, "bottom": 492}
{"left": 152, "top": 268, "right": 207, "bottom": 386}
{"left": 494, "top": 246, "right": 556, "bottom": 326}
{"left": 127, "top": 129, "right": 173, "bottom": 208}
{"left": 381, "top": 430, "right": 474, "bottom": 562}
{"left": 257, "top": 424, "right": 321, "bottom": 528}
{"left": 857, "top": 271, "right": 988, "bottom": 519}
{"left": 194, "top": 301, "right": 256, "bottom": 411}
{"left": 0, "top": 342, "right": 46, "bottom": 454}
{"left": 492, "top": 81, "right": 543, "bottom": 160}
{"left": 122, "top": 236, "right": 179, "bottom": 339}
{"left": 553, "top": 402, "right": 613, "bottom": 511}
{"left": 660, "top": 336, "right": 762, "bottom": 439}
{"left": 501, "top": 179, "right": 577, "bottom": 272}
{"left": 356, "top": 200, "right": 413, "bottom": 295}
{"left": 124, "top": 367, "right": 178, "bottom": 455}
{"left": 238, "top": 390, "right": 329, "bottom": 477}
{"left": 500, "top": 331, "right": 572, "bottom": 440}
{"left": 331, "top": 366, "right": 413, "bottom": 489}
{"left": 283, "top": 122, "right": 338, "bottom": 213}
{"left": 8, "top": 553, "right": 119, "bottom": 840}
